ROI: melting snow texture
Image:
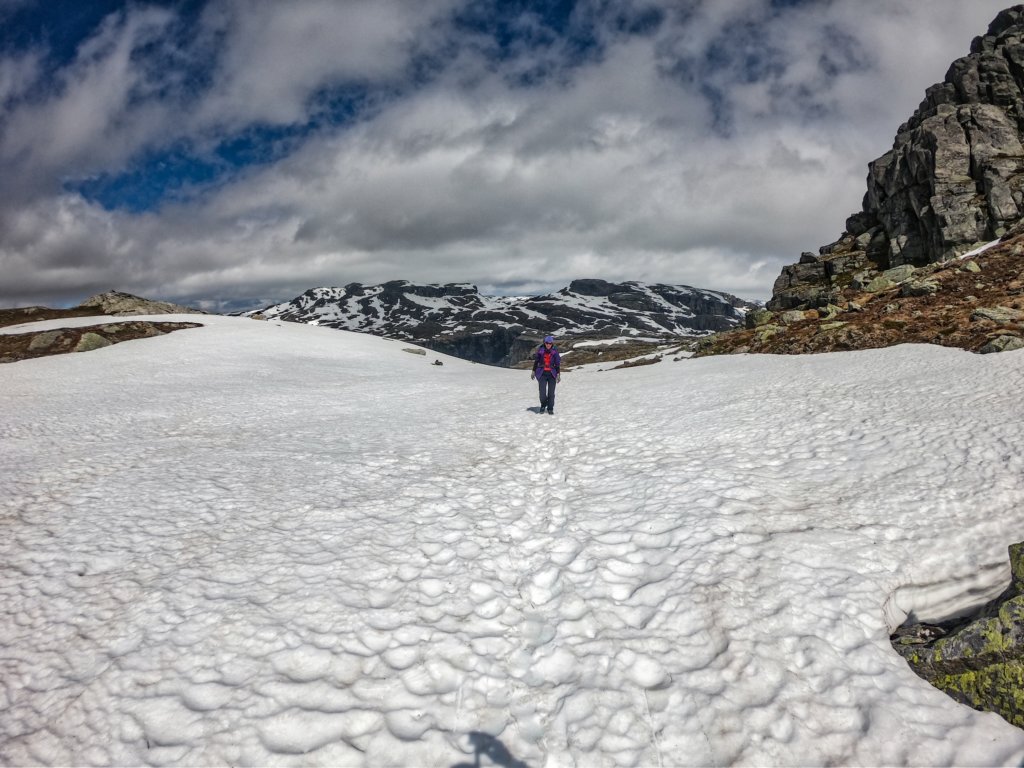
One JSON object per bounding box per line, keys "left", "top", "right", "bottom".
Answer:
{"left": 1, "top": 315, "right": 1023, "bottom": 767}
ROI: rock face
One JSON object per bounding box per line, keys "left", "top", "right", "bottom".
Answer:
{"left": 769, "top": 5, "right": 1024, "bottom": 312}
{"left": 252, "top": 280, "right": 754, "bottom": 366}
{"left": 893, "top": 542, "right": 1024, "bottom": 729}
{"left": 78, "top": 290, "right": 205, "bottom": 316}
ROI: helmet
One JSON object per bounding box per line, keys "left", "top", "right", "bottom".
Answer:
{"left": 543, "top": 335, "right": 555, "bottom": 343}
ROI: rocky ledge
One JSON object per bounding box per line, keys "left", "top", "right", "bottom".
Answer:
{"left": 0, "top": 320, "right": 203, "bottom": 364}
{"left": 892, "top": 542, "right": 1024, "bottom": 729}
{"left": 77, "top": 289, "right": 206, "bottom": 316}
{"left": 0, "top": 291, "right": 206, "bottom": 363}
{"left": 696, "top": 233, "right": 1024, "bottom": 357}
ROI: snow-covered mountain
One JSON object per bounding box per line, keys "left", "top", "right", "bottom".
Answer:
{"left": 1, "top": 314, "right": 1023, "bottom": 766}
{"left": 250, "top": 279, "right": 755, "bottom": 365}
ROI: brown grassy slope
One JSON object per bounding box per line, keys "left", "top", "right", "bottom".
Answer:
{"left": 696, "top": 237, "right": 1024, "bottom": 357}
{"left": 1, "top": 321, "right": 203, "bottom": 364}
{"left": 0, "top": 306, "right": 102, "bottom": 330}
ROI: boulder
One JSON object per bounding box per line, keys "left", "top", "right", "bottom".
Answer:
{"left": 745, "top": 308, "right": 774, "bottom": 329}
{"left": 767, "top": 285, "right": 833, "bottom": 311}
{"left": 979, "top": 335, "right": 1024, "bottom": 353}
{"left": 863, "top": 265, "right": 917, "bottom": 293}
{"left": 901, "top": 280, "right": 941, "bottom": 298}
{"left": 823, "top": 251, "right": 872, "bottom": 282}
{"left": 74, "top": 333, "right": 112, "bottom": 353}
{"left": 972, "top": 306, "right": 1024, "bottom": 323}
{"left": 766, "top": 260, "right": 836, "bottom": 310}
{"left": 894, "top": 541, "right": 1024, "bottom": 728}
{"left": 27, "top": 331, "right": 63, "bottom": 352}
{"left": 755, "top": 324, "right": 783, "bottom": 342}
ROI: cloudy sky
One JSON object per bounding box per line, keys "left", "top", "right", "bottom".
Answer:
{"left": 0, "top": 0, "right": 1013, "bottom": 310}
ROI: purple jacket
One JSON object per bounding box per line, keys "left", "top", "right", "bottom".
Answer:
{"left": 532, "top": 345, "right": 561, "bottom": 377}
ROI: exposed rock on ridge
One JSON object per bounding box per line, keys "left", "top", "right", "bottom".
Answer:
{"left": 769, "top": 5, "right": 1024, "bottom": 313}
{"left": 696, "top": 234, "right": 1024, "bottom": 357}
{"left": 79, "top": 290, "right": 206, "bottom": 316}
{"left": 0, "top": 321, "right": 202, "bottom": 364}
{"left": 0, "top": 291, "right": 206, "bottom": 363}
{"left": 253, "top": 279, "right": 754, "bottom": 366}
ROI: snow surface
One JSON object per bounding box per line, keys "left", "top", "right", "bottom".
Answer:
{"left": 572, "top": 337, "right": 664, "bottom": 348}
{"left": 2, "top": 315, "right": 1024, "bottom": 767}
{"left": 959, "top": 238, "right": 1002, "bottom": 260}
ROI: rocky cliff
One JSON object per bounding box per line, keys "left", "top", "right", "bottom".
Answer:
{"left": 252, "top": 279, "right": 754, "bottom": 366}
{"left": 769, "top": 5, "right": 1024, "bottom": 313}
{"left": 700, "top": 6, "right": 1024, "bottom": 359}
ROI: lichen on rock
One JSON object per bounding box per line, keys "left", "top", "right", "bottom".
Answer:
{"left": 73, "top": 333, "right": 113, "bottom": 353}
{"left": 892, "top": 541, "right": 1024, "bottom": 729}
{"left": 980, "top": 335, "right": 1024, "bottom": 354}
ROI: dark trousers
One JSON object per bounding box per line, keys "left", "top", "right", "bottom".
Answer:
{"left": 537, "top": 373, "right": 557, "bottom": 410}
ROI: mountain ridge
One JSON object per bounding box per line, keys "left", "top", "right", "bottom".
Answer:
{"left": 249, "top": 278, "right": 757, "bottom": 366}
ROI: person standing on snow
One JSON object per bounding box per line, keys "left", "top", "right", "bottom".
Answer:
{"left": 531, "top": 335, "right": 561, "bottom": 414}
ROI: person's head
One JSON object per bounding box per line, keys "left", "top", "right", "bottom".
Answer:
{"left": 543, "top": 335, "right": 554, "bottom": 347}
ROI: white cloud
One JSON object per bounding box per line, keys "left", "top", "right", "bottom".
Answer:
{"left": 0, "top": 7, "right": 178, "bottom": 199}
{"left": 0, "top": 49, "right": 41, "bottom": 106}
{"left": 188, "top": 0, "right": 461, "bottom": 131}
{"left": 0, "top": 0, "right": 1015, "bottom": 309}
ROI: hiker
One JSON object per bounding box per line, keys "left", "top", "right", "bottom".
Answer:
{"left": 530, "top": 335, "right": 561, "bottom": 414}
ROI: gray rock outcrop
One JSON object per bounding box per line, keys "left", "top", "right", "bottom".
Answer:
{"left": 73, "top": 333, "right": 113, "bottom": 352}
{"left": 769, "top": 5, "right": 1024, "bottom": 311}
{"left": 78, "top": 290, "right": 205, "bottom": 316}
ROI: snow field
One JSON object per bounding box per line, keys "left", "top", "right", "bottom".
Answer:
{"left": 1, "top": 315, "right": 1023, "bottom": 766}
